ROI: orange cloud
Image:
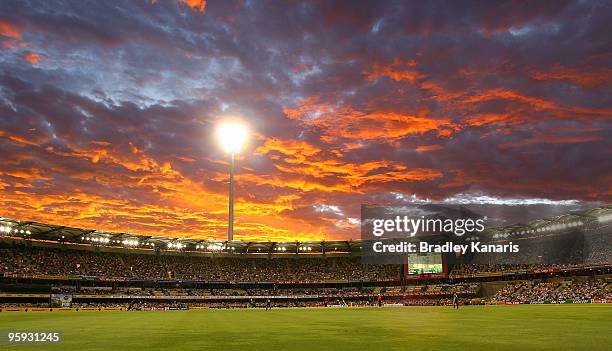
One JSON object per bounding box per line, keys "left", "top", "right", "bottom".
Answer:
{"left": 417, "top": 82, "right": 612, "bottom": 127}
{"left": 416, "top": 144, "right": 443, "bottom": 152}
{"left": 531, "top": 65, "right": 612, "bottom": 88}
{"left": 0, "top": 20, "right": 22, "bottom": 39}
{"left": 463, "top": 89, "right": 557, "bottom": 110}
{"left": 1, "top": 129, "right": 49, "bottom": 147}
{"left": 24, "top": 51, "right": 40, "bottom": 65}
{"left": 255, "top": 137, "right": 321, "bottom": 161}
{"left": 253, "top": 138, "right": 442, "bottom": 193}
{"left": 284, "top": 97, "right": 455, "bottom": 142}
{"left": 178, "top": 0, "right": 206, "bottom": 12}
{"left": 365, "top": 59, "right": 424, "bottom": 83}
{"left": 464, "top": 113, "right": 522, "bottom": 127}
{"left": 499, "top": 133, "right": 605, "bottom": 149}
{"left": 363, "top": 59, "right": 611, "bottom": 128}
{"left": 150, "top": 0, "right": 207, "bottom": 13}
{"left": 464, "top": 89, "right": 612, "bottom": 122}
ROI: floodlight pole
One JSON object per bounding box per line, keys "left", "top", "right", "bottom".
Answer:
{"left": 228, "top": 152, "right": 235, "bottom": 241}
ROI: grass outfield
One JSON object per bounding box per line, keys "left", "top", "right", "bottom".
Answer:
{"left": 1, "top": 305, "right": 611, "bottom": 350}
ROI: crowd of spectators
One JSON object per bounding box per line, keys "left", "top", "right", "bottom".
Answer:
{"left": 4, "top": 278, "right": 609, "bottom": 309}
{"left": 450, "top": 262, "right": 612, "bottom": 277}
{"left": 46, "top": 284, "right": 478, "bottom": 298}
{"left": 2, "top": 244, "right": 611, "bottom": 309}
{"left": 0, "top": 246, "right": 399, "bottom": 282}
{"left": 491, "top": 281, "right": 524, "bottom": 302}
{"left": 556, "top": 279, "right": 609, "bottom": 301}
{"left": 0, "top": 302, "right": 49, "bottom": 308}
{"left": 3, "top": 245, "right": 609, "bottom": 283}
{"left": 460, "top": 228, "right": 612, "bottom": 269}
{"left": 492, "top": 277, "right": 611, "bottom": 303}
{"left": 451, "top": 264, "right": 568, "bottom": 276}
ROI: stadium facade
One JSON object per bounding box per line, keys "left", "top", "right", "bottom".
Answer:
{"left": 1, "top": 206, "right": 611, "bottom": 311}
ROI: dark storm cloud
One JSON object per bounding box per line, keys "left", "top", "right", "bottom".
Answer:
{"left": 0, "top": 0, "right": 610, "bottom": 240}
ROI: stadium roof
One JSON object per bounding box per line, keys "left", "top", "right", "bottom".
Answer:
{"left": 0, "top": 205, "right": 610, "bottom": 254}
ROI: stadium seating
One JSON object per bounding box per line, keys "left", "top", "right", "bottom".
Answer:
{"left": 1, "top": 243, "right": 611, "bottom": 310}
{"left": 0, "top": 245, "right": 400, "bottom": 282}
{"left": 491, "top": 278, "right": 611, "bottom": 304}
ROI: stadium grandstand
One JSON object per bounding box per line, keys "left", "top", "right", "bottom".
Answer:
{"left": 1, "top": 206, "right": 611, "bottom": 311}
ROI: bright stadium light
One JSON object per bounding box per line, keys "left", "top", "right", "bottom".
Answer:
{"left": 217, "top": 120, "right": 249, "bottom": 242}
{"left": 217, "top": 122, "right": 248, "bottom": 154}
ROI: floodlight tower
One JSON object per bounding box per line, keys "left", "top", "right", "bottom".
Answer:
{"left": 217, "top": 121, "right": 248, "bottom": 241}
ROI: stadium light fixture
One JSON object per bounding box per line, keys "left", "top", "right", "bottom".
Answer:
{"left": 217, "top": 122, "right": 248, "bottom": 154}
{"left": 217, "top": 120, "right": 248, "bottom": 242}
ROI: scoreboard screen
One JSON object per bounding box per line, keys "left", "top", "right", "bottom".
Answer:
{"left": 406, "top": 253, "right": 444, "bottom": 275}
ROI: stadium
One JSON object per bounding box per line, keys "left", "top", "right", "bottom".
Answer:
{"left": 1, "top": 206, "right": 611, "bottom": 350}
{"left": 1, "top": 0, "right": 611, "bottom": 350}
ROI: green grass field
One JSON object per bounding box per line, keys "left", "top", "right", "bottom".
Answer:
{"left": 1, "top": 305, "right": 611, "bottom": 350}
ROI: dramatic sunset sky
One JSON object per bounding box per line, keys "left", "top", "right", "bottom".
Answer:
{"left": 0, "top": 0, "right": 610, "bottom": 241}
